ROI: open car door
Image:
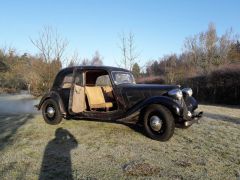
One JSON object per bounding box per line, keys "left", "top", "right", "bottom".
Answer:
{"left": 68, "top": 69, "right": 86, "bottom": 114}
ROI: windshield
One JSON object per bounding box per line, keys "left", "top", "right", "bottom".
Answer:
{"left": 112, "top": 71, "right": 136, "bottom": 85}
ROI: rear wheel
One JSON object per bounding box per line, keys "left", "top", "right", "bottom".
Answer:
{"left": 143, "top": 104, "right": 175, "bottom": 141}
{"left": 42, "top": 99, "right": 62, "bottom": 125}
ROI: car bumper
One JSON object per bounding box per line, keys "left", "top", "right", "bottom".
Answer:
{"left": 184, "top": 111, "right": 203, "bottom": 126}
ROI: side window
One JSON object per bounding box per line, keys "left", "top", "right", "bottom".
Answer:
{"left": 61, "top": 73, "right": 73, "bottom": 89}
{"left": 96, "top": 75, "right": 111, "bottom": 86}
{"left": 75, "top": 72, "right": 83, "bottom": 86}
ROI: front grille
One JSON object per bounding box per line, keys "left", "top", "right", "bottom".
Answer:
{"left": 182, "top": 97, "right": 189, "bottom": 118}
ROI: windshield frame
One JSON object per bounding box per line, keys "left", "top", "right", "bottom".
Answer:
{"left": 111, "top": 71, "right": 136, "bottom": 85}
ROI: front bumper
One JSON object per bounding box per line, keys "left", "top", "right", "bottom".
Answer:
{"left": 184, "top": 111, "right": 203, "bottom": 126}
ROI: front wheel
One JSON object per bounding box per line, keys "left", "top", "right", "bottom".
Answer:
{"left": 42, "top": 99, "right": 62, "bottom": 125}
{"left": 143, "top": 104, "right": 175, "bottom": 141}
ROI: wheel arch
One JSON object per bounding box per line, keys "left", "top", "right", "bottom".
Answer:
{"left": 125, "top": 96, "right": 183, "bottom": 123}
{"left": 38, "top": 91, "right": 66, "bottom": 115}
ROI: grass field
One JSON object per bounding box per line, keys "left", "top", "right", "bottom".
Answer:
{"left": 0, "top": 105, "right": 240, "bottom": 179}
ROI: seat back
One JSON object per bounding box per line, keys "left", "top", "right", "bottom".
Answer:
{"left": 102, "top": 86, "right": 113, "bottom": 93}
{"left": 85, "top": 86, "right": 106, "bottom": 108}
{"left": 101, "top": 86, "right": 114, "bottom": 101}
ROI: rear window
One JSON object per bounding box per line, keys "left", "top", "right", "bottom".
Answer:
{"left": 61, "top": 73, "right": 73, "bottom": 88}
{"left": 74, "top": 72, "right": 83, "bottom": 86}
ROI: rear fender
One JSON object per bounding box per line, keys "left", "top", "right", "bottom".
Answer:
{"left": 37, "top": 91, "right": 66, "bottom": 115}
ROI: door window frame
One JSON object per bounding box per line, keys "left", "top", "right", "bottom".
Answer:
{"left": 68, "top": 68, "right": 84, "bottom": 115}
{"left": 82, "top": 68, "right": 120, "bottom": 114}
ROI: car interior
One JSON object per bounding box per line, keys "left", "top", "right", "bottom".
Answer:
{"left": 70, "top": 70, "right": 117, "bottom": 113}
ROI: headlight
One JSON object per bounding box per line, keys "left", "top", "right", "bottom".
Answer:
{"left": 182, "top": 88, "right": 193, "bottom": 96}
{"left": 168, "top": 89, "right": 183, "bottom": 100}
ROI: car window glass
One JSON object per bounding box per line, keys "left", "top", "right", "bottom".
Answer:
{"left": 75, "top": 72, "right": 83, "bottom": 86}
{"left": 112, "top": 72, "right": 135, "bottom": 85}
{"left": 96, "top": 75, "right": 111, "bottom": 86}
{"left": 61, "top": 73, "right": 73, "bottom": 89}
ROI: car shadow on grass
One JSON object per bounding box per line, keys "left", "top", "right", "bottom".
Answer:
{"left": 0, "top": 114, "right": 34, "bottom": 151}
{"left": 39, "top": 128, "right": 78, "bottom": 180}
{"left": 126, "top": 123, "right": 145, "bottom": 135}
{"left": 71, "top": 118, "right": 146, "bottom": 137}
{"left": 204, "top": 112, "right": 240, "bottom": 125}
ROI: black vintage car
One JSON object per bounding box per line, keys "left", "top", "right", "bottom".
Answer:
{"left": 37, "top": 66, "right": 202, "bottom": 141}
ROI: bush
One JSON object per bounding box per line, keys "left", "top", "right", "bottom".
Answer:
{"left": 184, "top": 64, "right": 240, "bottom": 105}
{"left": 136, "top": 76, "right": 165, "bottom": 84}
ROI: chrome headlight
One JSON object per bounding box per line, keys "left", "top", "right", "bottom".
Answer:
{"left": 182, "top": 88, "right": 193, "bottom": 96}
{"left": 168, "top": 89, "right": 183, "bottom": 100}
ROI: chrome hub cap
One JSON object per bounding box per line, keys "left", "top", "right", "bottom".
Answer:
{"left": 47, "top": 107, "right": 55, "bottom": 118}
{"left": 150, "top": 115, "right": 163, "bottom": 131}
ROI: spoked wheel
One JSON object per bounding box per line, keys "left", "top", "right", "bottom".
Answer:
{"left": 42, "top": 99, "right": 62, "bottom": 125}
{"left": 143, "top": 104, "right": 175, "bottom": 141}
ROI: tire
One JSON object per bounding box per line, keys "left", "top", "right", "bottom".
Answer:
{"left": 143, "top": 104, "right": 175, "bottom": 141}
{"left": 42, "top": 99, "right": 62, "bottom": 125}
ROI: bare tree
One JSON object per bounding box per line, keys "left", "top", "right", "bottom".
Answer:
{"left": 218, "top": 28, "right": 236, "bottom": 64}
{"left": 184, "top": 23, "right": 237, "bottom": 74}
{"left": 79, "top": 51, "right": 103, "bottom": 66}
{"left": 117, "top": 32, "right": 139, "bottom": 70}
{"left": 80, "top": 58, "right": 91, "bottom": 66}
{"left": 30, "top": 26, "right": 68, "bottom": 89}
{"left": 0, "top": 44, "right": 13, "bottom": 56}
{"left": 30, "top": 26, "right": 68, "bottom": 63}
{"left": 91, "top": 51, "right": 103, "bottom": 66}
{"left": 68, "top": 50, "right": 81, "bottom": 67}
{"left": 118, "top": 32, "right": 128, "bottom": 69}
{"left": 128, "top": 32, "right": 138, "bottom": 70}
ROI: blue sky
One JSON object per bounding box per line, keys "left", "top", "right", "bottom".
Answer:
{"left": 0, "top": 0, "right": 239, "bottom": 67}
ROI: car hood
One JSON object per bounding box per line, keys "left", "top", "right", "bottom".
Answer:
{"left": 119, "top": 83, "right": 179, "bottom": 92}
{"left": 119, "top": 84, "right": 180, "bottom": 109}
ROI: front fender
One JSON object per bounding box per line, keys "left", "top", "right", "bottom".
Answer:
{"left": 125, "top": 96, "right": 183, "bottom": 118}
{"left": 184, "top": 96, "right": 198, "bottom": 112}
{"left": 37, "top": 91, "right": 66, "bottom": 115}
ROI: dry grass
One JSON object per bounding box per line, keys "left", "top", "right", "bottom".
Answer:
{"left": 0, "top": 105, "right": 240, "bottom": 179}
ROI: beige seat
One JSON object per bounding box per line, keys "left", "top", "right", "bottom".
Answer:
{"left": 62, "top": 82, "right": 72, "bottom": 89}
{"left": 101, "top": 86, "right": 114, "bottom": 101}
{"left": 85, "top": 86, "right": 113, "bottom": 110}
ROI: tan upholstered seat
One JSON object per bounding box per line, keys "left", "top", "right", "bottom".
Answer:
{"left": 85, "top": 86, "right": 113, "bottom": 110}
{"left": 101, "top": 86, "right": 114, "bottom": 101}
{"left": 62, "top": 82, "right": 72, "bottom": 89}
{"left": 102, "top": 86, "right": 113, "bottom": 93}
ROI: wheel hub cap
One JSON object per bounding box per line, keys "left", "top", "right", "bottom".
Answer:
{"left": 47, "top": 107, "right": 55, "bottom": 118}
{"left": 150, "top": 115, "right": 162, "bottom": 131}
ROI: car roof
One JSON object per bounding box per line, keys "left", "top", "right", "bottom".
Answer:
{"left": 60, "top": 65, "right": 130, "bottom": 73}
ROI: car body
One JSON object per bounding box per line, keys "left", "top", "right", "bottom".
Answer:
{"left": 37, "top": 66, "right": 202, "bottom": 141}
